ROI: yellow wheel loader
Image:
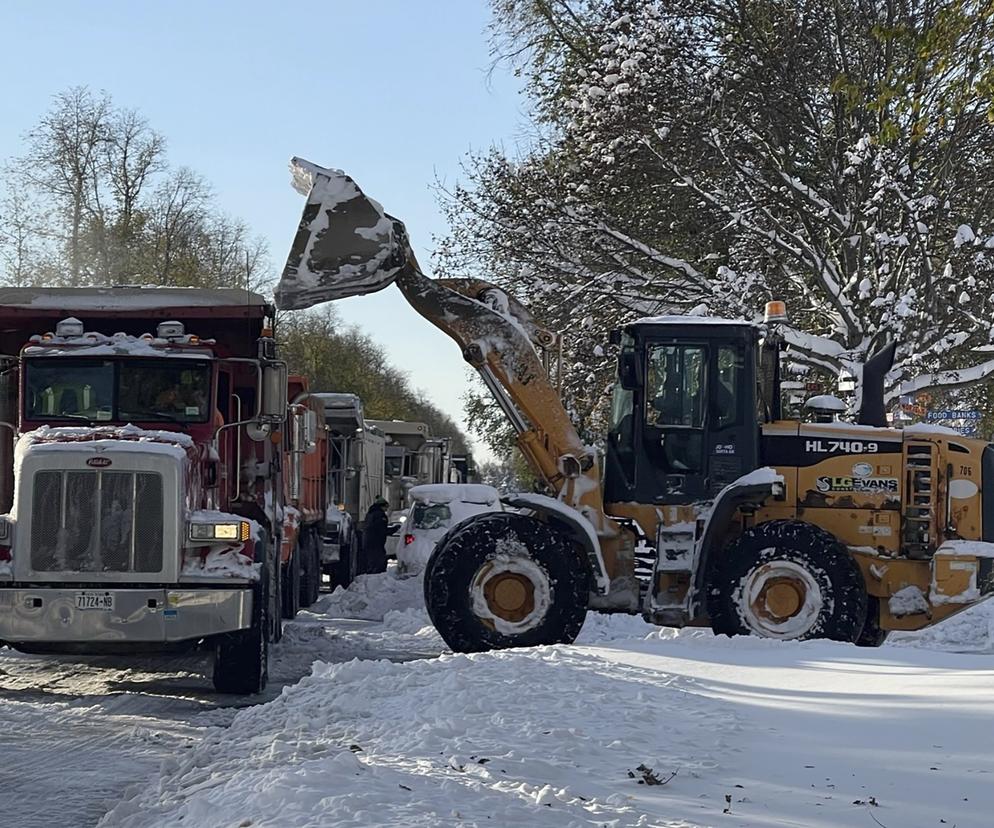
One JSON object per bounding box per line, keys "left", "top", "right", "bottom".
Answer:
{"left": 276, "top": 159, "right": 994, "bottom": 651}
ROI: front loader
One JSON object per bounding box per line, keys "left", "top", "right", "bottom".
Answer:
{"left": 275, "top": 158, "right": 994, "bottom": 651}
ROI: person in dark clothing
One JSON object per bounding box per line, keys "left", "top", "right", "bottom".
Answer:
{"left": 361, "top": 496, "right": 390, "bottom": 574}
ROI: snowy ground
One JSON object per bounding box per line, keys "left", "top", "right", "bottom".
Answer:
{"left": 3, "top": 569, "right": 993, "bottom": 827}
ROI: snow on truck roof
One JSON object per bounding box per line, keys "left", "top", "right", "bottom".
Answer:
{"left": 410, "top": 484, "right": 500, "bottom": 506}
{"left": 631, "top": 314, "right": 756, "bottom": 327}
{"left": 0, "top": 287, "right": 270, "bottom": 314}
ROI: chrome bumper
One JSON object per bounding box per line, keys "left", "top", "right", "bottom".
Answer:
{"left": 0, "top": 587, "right": 253, "bottom": 644}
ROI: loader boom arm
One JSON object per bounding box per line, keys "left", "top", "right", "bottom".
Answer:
{"left": 274, "top": 159, "right": 611, "bottom": 534}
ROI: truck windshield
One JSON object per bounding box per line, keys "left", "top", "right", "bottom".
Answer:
{"left": 25, "top": 358, "right": 212, "bottom": 424}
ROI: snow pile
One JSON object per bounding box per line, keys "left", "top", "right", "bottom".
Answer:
{"left": 321, "top": 568, "right": 426, "bottom": 621}
{"left": 99, "top": 644, "right": 739, "bottom": 828}
{"left": 575, "top": 610, "right": 659, "bottom": 643}
{"left": 892, "top": 600, "right": 994, "bottom": 652}
{"left": 100, "top": 632, "right": 994, "bottom": 828}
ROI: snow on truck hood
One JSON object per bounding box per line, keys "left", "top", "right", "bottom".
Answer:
{"left": 16, "top": 425, "right": 194, "bottom": 463}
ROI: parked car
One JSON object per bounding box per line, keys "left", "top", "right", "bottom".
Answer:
{"left": 398, "top": 484, "right": 502, "bottom": 575}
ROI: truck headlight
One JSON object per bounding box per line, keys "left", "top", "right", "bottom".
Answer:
{"left": 214, "top": 524, "right": 239, "bottom": 540}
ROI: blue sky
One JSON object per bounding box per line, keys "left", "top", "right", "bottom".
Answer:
{"left": 0, "top": 1, "right": 529, "bottom": 458}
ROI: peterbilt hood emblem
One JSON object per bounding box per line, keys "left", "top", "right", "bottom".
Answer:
{"left": 86, "top": 457, "right": 113, "bottom": 468}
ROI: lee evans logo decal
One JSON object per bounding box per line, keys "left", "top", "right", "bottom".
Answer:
{"left": 805, "top": 440, "right": 880, "bottom": 454}
{"left": 815, "top": 475, "right": 897, "bottom": 494}
{"left": 86, "top": 457, "right": 112, "bottom": 468}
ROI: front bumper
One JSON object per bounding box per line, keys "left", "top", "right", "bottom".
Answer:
{"left": 0, "top": 587, "right": 252, "bottom": 644}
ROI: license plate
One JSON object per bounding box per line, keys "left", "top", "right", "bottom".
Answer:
{"left": 74, "top": 591, "right": 114, "bottom": 611}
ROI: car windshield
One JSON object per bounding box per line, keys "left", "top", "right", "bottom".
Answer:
{"left": 25, "top": 358, "right": 212, "bottom": 423}
{"left": 412, "top": 502, "right": 451, "bottom": 530}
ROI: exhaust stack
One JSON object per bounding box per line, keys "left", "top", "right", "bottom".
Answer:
{"left": 857, "top": 342, "right": 897, "bottom": 427}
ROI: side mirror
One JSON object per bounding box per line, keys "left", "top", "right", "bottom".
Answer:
{"left": 291, "top": 407, "right": 319, "bottom": 454}
{"left": 261, "top": 362, "right": 288, "bottom": 420}
{"left": 618, "top": 349, "right": 639, "bottom": 390}
{"left": 304, "top": 409, "right": 318, "bottom": 453}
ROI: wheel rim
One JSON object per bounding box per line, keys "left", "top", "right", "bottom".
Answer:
{"left": 469, "top": 554, "right": 551, "bottom": 636}
{"left": 738, "top": 557, "right": 823, "bottom": 639}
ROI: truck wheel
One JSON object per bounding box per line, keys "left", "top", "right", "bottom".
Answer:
{"left": 423, "top": 512, "right": 589, "bottom": 653}
{"left": 707, "top": 520, "right": 867, "bottom": 642}
{"left": 335, "top": 535, "right": 358, "bottom": 588}
{"left": 299, "top": 531, "right": 320, "bottom": 608}
{"left": 281, "top": 542, "right": 301, "bottom": 620}
{"left": 856, "top": 596, "right": 889, "bottom": 647}
{"left": 213, "top": 559, "right": 271, "bottom": 695}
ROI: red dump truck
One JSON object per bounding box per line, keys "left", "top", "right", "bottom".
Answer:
{"left": 0, "top": 287, "right": 328, "bottom": 694}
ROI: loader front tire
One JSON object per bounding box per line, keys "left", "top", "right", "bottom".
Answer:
{"left": 707, "top": 520, "right": 867, "bottom": 643}
{"left": 424, "top": 512, "right": 589, "bottom": 653}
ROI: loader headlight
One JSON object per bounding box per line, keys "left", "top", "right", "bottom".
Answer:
{"left": 189, "top": 521, "right": 250, "bottom": 542}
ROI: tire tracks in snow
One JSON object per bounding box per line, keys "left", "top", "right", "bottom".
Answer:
{"left": 0, "top": 605, "right": 434, "bottom": 828}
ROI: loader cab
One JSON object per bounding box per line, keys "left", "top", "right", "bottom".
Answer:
{"left": 604, "top": 318, "right": 760, "bottom": 504}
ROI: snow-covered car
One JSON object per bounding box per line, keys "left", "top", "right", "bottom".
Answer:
{"left": 398, "top": 483, "right": 502, "bottom": 575}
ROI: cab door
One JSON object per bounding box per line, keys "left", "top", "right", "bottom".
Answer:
{"left": 706, "top": 342, "right": 758, "bottom": 493}
{"left": 641, "top": 342, "right": 709, "bottom": 501}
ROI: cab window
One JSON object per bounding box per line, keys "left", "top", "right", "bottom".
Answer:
{"left": 646, "top": 345, "right": 706, "bottom": 427}
{"left": 715, "top": 346, "right": 743, "bottom": 430}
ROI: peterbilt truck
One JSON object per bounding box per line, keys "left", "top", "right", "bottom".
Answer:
{"left": 0, "top": 287, "right": 327, "bottom": 694}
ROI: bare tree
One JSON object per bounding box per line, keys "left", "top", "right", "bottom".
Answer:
{"left": 18, "top": 87, "right": 111, "bottom": 285}
{"left": 0, "top": 86, "right": 273, "bottom": 291}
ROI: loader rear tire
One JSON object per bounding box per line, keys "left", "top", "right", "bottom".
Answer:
{"left": 707, "top": 520, "right": 867, "bottom": 643}
{"left": 424, "top": 512, "right": 589, "bottom": 653}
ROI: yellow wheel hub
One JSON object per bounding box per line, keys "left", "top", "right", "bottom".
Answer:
{"left": 484, "top": 572, "right": 536, "bottom": 623}
{"left": 754, "top": 576, "right": 805, "bottom": 622}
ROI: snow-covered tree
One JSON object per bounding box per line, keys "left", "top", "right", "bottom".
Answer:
{"left": 438, "top": 0, "right": 994, "bottom": 434}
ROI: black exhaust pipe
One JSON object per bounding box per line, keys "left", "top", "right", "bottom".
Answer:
{"left": 857, "top": 342, "right": 897, "bottom": 427}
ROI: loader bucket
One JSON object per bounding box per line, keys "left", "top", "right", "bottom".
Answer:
{"left": 275, "top": 158, "right": 412, "bottom": 311}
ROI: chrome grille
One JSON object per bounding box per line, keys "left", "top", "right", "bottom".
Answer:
{"left": 30, "top": 470, "right": 164, "bottom": 573}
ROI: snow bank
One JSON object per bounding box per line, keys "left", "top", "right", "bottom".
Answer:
{"left": 575, "top": 610, "right": 659, "bottom": 643}
{"left": 892, "top": 600, "right": 994, "bottom": 652}
{"left": 99, "top": 644, "right": 739, "bottom": 828}
{"left": 321, "top": 567, "right": 426, "bottom": 621}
